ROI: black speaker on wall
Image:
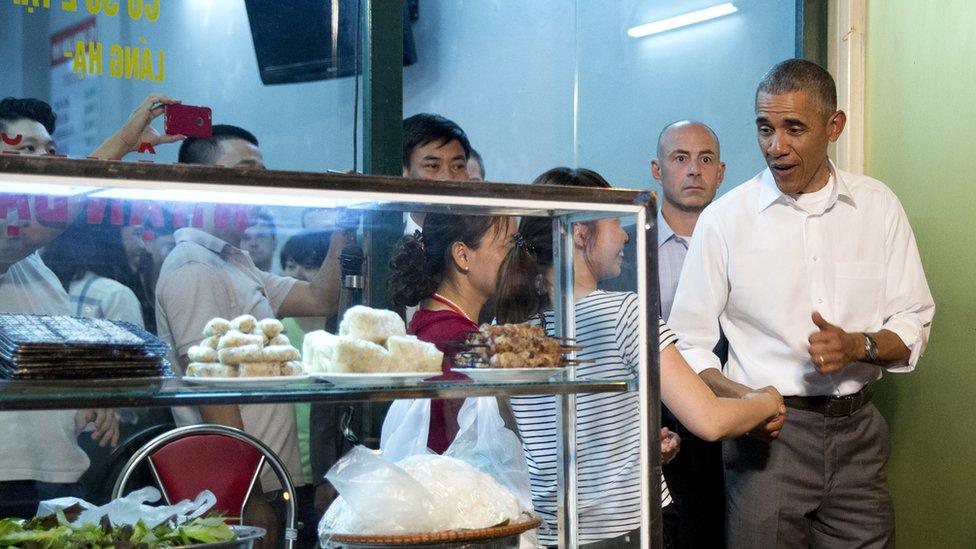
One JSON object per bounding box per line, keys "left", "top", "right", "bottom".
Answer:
{"left": 244, "top": 0, "right": 418, "bottom": 85}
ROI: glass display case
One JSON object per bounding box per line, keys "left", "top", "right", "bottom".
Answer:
{"left": 0, "top": 155, "right": 663, "bottom": 548}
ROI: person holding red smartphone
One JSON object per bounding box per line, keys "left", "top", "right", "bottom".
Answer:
{"left": 89, "top": 94, "right": 187, "bottom": 160}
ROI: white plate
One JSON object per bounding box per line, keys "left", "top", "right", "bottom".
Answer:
{"left": 309, "top": 372, "right": 441, "bottom": 387}
{"left": 182, "top": 374, "right": 310, "bottom": 388}
{"left": 452, "top": 367, "right": 565, "bottom": 383}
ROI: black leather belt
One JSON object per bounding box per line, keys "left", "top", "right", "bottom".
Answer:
{"left": 783, "top": 387, "right": 873, "bottom": 417}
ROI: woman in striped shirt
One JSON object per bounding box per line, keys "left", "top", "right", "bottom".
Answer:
{"left": 495, "top": 168, "right": 781, "bottom": 547}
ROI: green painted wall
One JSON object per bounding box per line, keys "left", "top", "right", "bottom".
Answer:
{"left": 866, "top": 2, "right": 976, "bottom": 547}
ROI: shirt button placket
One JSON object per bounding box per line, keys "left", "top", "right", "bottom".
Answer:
{"left": 807, "top": 215, "right": 829, "bottom": 313}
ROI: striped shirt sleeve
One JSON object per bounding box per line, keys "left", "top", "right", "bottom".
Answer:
{"left": 659, "top": 318, "right": 678, "bottom": 351}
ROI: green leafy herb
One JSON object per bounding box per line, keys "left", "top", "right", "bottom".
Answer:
{"left": 0, "top": 514, "right": 236, "bottom": 548}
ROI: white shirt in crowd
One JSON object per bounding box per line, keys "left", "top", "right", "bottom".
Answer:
{"left": 69, "top": 271, "right": 144, "bottom": 328}
{"left": 669, "top": 163, "right": 935, "bottom": 397}
{"left": 0, "top": 253, "right": 89, "bottom": 483}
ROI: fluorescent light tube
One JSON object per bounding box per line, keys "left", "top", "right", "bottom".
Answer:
{"left": 0, "top": 182, "right": 97, "bottom": 196}
{"left": 627, "top": 2, "right": 738, "bottom": 38}
{"left": 88, "top": 186, "right": 346, "bottom": 209}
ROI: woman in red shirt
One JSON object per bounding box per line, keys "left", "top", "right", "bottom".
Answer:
{"left": 388, "top": 213, "right": 516, "bottom": 453}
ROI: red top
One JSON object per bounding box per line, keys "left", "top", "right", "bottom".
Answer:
{"left": 408, "top": 307, "right": 477, "bottom": 454}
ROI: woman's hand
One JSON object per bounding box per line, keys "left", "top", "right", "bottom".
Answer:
{"left": 744, "top": 387, "right": 786, "bottom": 441}
{"left": 661, "top": 427, "right": 681, "bottom": 465}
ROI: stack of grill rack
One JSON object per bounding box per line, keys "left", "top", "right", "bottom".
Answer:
{"left": 0, "top": 314, "right": 173, "bottom": 381}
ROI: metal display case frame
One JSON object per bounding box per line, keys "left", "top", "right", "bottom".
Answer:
{"left": 0, "top": 155, "right": 663, "bottom": 548}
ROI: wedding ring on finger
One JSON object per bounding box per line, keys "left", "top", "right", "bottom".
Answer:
{"left": 819, "top": 355, "right": 825, "bottom": 366}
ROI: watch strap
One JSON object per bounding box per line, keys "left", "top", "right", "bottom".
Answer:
{"left": 863, "top": 333, "right": 879, "bottom": 362}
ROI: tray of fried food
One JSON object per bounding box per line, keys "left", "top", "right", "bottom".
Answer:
{"left": 458, "top": 323, "right": 581, "bottom": 369}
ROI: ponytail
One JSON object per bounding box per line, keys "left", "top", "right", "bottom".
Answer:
{"left": 494, "top": 216, "right": 553, "bottom": 324}
{"left": 388, "top": 231, "right": 438, "bottom": 309}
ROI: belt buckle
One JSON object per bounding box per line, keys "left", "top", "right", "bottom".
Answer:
{"left": 826, "top": 398, "right": 851, "bottom": 417}
{"left": 827, "top": 391, "right": 862, "bottom": 417}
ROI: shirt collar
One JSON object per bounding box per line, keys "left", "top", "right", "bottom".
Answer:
{"left": 174, "top": 227, "right": 231, "bottom": 255}
{"left": 657, "top": 208, "right": 675, "bottom": 248}
{"left": 831, "top": 161, "right": 857, "bottom": 208}
{"left": 755, "top": 159, "right": 856, "bottom": 213}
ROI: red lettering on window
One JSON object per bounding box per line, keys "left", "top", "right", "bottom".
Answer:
{"left": 0, "top": 195, "right": 30, "bottom": 220}
{"left": 87, "top": 198, "right": 125, "bottom": 225}
{"left": 36, "top": 196, "right": 69, "bottom": 225}
{"left": 130, "top": 201, "right": 165, "bottom": 228}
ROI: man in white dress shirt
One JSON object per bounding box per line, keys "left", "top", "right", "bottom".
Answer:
{"left": 668, "top": 59, "right": 934, "bottom": 547}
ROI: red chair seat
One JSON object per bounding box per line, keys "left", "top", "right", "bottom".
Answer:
{"left": 149, "top": 434, "right": 264, "bottom": 522}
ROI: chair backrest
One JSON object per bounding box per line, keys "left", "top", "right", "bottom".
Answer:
{"left": 148, "top": 433, "right": 265, "bottom": 522}
{"left": 112, "top": 424, "right": 298, "bottom": 548}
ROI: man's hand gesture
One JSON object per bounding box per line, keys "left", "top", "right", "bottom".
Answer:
{"left": 808, "top": 311, "right": 863, "bottom": 375}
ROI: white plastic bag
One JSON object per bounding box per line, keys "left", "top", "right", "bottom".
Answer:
{"left": 378, "top": 398, "right": 431, "bottom": 462}
{"left": 37, "top": 486, "right": 216, "bottom": 528}
{"left": 320, "top": 396, "right": 536, "bottom": 540}
{"left": 446, "top": 397, "right": 534, "bottom": 513}
{"left": 321, "top": 447, "right": 520, "bottom": 536}
{"left": 323, "top": 445, "right": 440, "bottom": 533}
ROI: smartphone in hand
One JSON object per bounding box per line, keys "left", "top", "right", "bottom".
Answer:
{"left": 164, "top": 104, "right": 212, "bottom": 138}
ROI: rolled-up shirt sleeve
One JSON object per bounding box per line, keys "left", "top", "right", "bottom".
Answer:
{"left": 880, "top": 191, "right": 935, "bottom": 372}
{"left": 666, "top": 208, "right": 729, "bottom": 374}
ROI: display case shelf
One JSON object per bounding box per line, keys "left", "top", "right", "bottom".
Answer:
{"left": 0, "top": 377, "right": 635, "bottom": 411}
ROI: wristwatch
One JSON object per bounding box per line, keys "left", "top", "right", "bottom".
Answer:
{"left": 863, "top": 333, "right": 879, "bottom": 363}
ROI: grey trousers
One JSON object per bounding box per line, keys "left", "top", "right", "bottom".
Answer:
{"left": 723, "top": 403, "right": 895, "bottom": 548}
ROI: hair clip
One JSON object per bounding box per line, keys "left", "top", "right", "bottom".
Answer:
{"left": 413, "top": 229, "right": 425, "bottom": 251}
{"left": 513, "top": 232, "right": 536, "bottom": 254}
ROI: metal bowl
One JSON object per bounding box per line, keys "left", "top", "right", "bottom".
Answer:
{"left": 174, "top": 525, "right": 266, "bottom": 548}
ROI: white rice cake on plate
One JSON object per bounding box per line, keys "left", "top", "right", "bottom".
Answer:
{"left": 303, "top": 330, "right": 339, "bottom": 373}
{"left": 338, "top": 306, "right": 406, "bottom": 345}
{"left": 386, "top": 335, "right": 443, "bottom": 373}
{"left": 186, "top": 362, "right": 238, "bottom": 377}
{"left": 332, "top": 337, "right": 391, "bottom": 373}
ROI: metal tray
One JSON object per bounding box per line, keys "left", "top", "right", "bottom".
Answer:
{"left": 176, "top": 525, "right": 266, "bottom": 548}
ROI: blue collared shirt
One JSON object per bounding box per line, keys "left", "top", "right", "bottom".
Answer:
{"left": 658, "top": 209, "right": 690, "bottom": 320}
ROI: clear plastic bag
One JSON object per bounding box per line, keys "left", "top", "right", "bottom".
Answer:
{"left": 320, "top": 397, "right": 535, "bottom": 540}
{"left": 446, "top": 397, "right": 534, "bottom": 513}
{"left": 322, "top": 445, "right": 441, "bottom": 534}
{"left": 37, "top": 486, "right": 216, "bottom": 528}
{"left": 378, "top": 398, "right": 432, "bottom": 463}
